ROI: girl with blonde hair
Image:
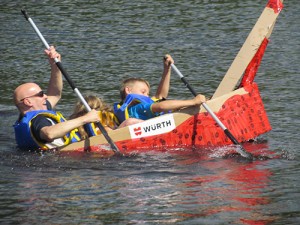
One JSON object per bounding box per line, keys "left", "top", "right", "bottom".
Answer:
{"left": 70, "top": 95, "right": 142, "bottom": 139}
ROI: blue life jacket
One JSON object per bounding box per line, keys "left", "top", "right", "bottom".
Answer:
{"left": 114, "top": 94, "right": 158, "bottom": 123}
{"left": 13, "top": 110, "right": 81, "bottom": 150}
{"left": 83, "top": 123, "right": 99, "bottom": 137}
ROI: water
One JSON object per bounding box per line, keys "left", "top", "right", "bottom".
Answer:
{"left": 1, "top": 0, "right": 299, "bottom": 224}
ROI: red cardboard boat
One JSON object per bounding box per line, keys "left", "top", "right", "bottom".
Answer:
{"left": 59, "top": 0, "right": 283, "bottom": 155}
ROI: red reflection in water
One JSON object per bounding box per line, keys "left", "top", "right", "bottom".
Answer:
{"left": 55, "top": 140, "right": 280, "bottom": 224}
{"left": 175, "top": 142, "right": 278, "bottom": 224}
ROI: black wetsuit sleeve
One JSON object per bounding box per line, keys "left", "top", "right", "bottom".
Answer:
{"left": 31, "top": 116, "right": 53, "bottom": 142}
{"left": 30, "top": 100, "right": 54, "bottom": 143}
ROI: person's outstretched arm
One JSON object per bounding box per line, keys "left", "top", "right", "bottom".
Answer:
{"left": 151, "top": 94, "right": 206, "bottom": 113}
{"left": 39, "top": 110, "right": 100, "bottom": 142}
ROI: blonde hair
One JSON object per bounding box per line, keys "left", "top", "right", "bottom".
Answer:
{"left": 119, "top": 78, "right": 150, "bottom": 101}
{"left": 69, "top": 95, "right": 119, "bottom": 139}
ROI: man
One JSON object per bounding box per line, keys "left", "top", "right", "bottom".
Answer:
{"left": 13, "top": 46, "right": 100, "bottom": 150}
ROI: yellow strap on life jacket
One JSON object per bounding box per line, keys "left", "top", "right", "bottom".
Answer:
{"left": 98, "top": 111, "right": 120, "bottom": 129}
{"left": 29, "top": 111, "right": 80, "bottom": 149}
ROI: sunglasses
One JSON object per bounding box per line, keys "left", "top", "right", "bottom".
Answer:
{"left": 20, "top": 90, "right": 45, "bottom": 102}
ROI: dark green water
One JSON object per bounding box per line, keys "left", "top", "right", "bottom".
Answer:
{"left": 0, "top": 0, "right": 299, "bottom": 224}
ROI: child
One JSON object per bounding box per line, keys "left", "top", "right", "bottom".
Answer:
{"left": 114, "top": 55, "right": 206, "bottom": 122}
{"left": 70, "top": 95, "right": 141, "bottom": 139}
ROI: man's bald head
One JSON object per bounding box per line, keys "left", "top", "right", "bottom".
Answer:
{"left": 13, "top": 83, "right": 42, "bottom": 105}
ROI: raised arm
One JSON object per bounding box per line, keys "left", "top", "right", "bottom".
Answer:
{"left": 45, "top": 46, "right": 63, "bottom": 108}
{"left": 155, "top": 54, "right": 174, "bottom": 99}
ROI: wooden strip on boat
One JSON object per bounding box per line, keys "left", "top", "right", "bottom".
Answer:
{"left": 212, "top": 1, "right": 283, "bottom": 99}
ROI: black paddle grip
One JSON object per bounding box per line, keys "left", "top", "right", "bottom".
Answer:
{"left": 224, "top": 129, "right": 240, "bottom": 145}
{"left": 21, "top": 9, "right": 29, "bottom": 21}
{"left": 55, "top": 62, "right": 77, "bottom": 90}
{"left": 181, "top": 77, "right": 197, "bottom": 97}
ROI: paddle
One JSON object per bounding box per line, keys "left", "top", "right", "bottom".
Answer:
{"left": 21, "top": 9, "right": 121, "bottom": 154}
{"left": 171, "top": 64, "right": 253, "bottom": 160}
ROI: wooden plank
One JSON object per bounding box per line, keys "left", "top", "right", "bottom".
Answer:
{"left": 212, "top": 1, "right": 283, "bottom": 99}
